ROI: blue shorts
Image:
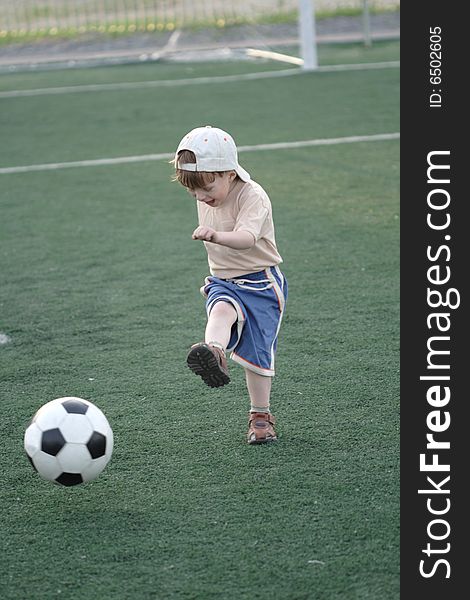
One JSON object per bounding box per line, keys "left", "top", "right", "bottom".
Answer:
{"left": 201, "top": 266, "right": 288, "bottom": 377}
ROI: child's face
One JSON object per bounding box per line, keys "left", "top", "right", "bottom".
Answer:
{"left": 187, "top": 172, "right": 236, "bottom": 208}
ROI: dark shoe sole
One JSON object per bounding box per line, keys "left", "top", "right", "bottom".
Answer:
{"left": 247, "top": 434, "right": 278, "bottom": 445}
{"left": 187, "top": 344, "right": 230, "bottom": 388}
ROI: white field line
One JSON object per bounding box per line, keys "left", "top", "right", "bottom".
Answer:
{"left": 0, "top": 61, "right": 399, "bottom": 99}
{"left": 0, "top": 133, "right": 399, "bottom": 175}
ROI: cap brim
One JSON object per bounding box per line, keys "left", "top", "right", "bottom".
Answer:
{"left": 236, "top": 165, "right": 251, "bottom": 182}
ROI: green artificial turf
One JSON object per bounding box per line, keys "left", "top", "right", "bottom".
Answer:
{"left": 0, "top": 42, "right": 399, "bottom": 599}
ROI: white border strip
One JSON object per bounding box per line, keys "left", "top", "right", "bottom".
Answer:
{"left": 0, "top": 61, "right": 399, "bottom": 99}
{"left": 0, "top": 133, "right": 400, "bottom": 175}
{"left": 266, "top": 266, "right": 286, "bottom": 372}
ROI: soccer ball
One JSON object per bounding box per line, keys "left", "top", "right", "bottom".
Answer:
{"left": 24, "top": 397, "right": 114, "bottom": 487}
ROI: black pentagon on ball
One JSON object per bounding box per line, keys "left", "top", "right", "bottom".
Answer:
{"left": 41, "top": 428, "right": 66, "bottom": 456}
{"left": 62, "top": 399, "right": 89, "bottom": 414}
{"left": 87, "top": 431, "right": 107, "bottom": 459}
{"left": 56, "top": 472, "right": 84, "bottom": 486}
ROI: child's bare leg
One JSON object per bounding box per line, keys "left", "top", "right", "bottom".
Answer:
{"left": 245, "top": 368, "right": 272, "bottom": 412}
{"left": 245, "top": 369, "right": 276, "bottom": 443}
{"left": 205, "top": 301, "right": 237, "bottom": 350}
{"left": 187, "top": 301, "right": 236, "bottom": 388}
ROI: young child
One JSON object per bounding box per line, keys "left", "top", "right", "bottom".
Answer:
{"left": 173, "top": 125, "right": 287, "bottom": 444}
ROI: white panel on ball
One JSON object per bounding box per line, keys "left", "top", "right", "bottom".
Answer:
{"left": 24, "top": 422, "right": 42, "bottom": 457}
{"left": 57, "top": 444, "right": 93, "bottom": 473}
{"left": 59, "top": 414, "right": 94, "bottom": 444}
{"left": 31, "top": 452, "right": 63, "bottom": 481}
{"left": 82, "top": 454, "right": 112, "bottom": 482}
{"left": 34, "top": 400, "right": 68, "bottom": 431}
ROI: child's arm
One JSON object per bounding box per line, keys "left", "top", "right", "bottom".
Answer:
{"left": 192, "top": 226, "right": 255, "bottom": 250}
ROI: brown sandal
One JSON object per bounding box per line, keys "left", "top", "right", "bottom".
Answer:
{"left": 247, "top": 412, "right": 277, "bottom": 444}
{"left": 186, "top": 342, "right": 230, "bottom": 388}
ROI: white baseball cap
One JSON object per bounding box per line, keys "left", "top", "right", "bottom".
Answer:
{"left": 175, "top": 125, "right": 251, "bottom": 182}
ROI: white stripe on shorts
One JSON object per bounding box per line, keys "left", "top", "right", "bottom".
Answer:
{"left": 265, "top": 266, "right": 286, "bottom": 371}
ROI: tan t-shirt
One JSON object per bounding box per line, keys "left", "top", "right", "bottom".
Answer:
{"left": 197, "top": 178, "right": 283, "bottom": 279}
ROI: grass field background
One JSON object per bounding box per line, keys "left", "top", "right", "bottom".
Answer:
{"left": 0, "top": 41, "right": 399, "bottom": 599}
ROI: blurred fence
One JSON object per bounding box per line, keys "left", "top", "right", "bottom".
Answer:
{"left": 0, "top": 1, "right": 399, "bottom": 39}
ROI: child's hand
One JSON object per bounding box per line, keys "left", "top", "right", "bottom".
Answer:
{"left": 192, "top": 226, "right": 218, "bottom": 242}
